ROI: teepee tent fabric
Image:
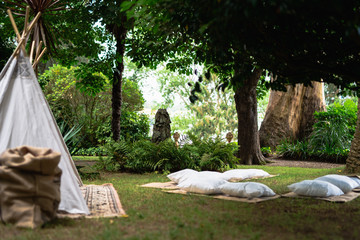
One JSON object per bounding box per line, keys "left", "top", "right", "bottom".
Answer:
{"left": 0, "top": 50, "right": 89, "bottom": 215}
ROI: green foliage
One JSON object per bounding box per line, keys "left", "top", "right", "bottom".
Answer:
{"left": 313, "top": 99, "right": 357, "bottom": 138}
{"left": 276, "top": 99, "right": 357, "bottom": 163}
{"left": 58, "top": 121, "right": 83, "bottom": 155}
{"left": 127, "top": 139, "right": 198, "bottom": 173}
{"left": 276, "top": 140, "right": 310, "bottom": 160}
{"left": 76, "top": 147, "right": 105, "bottom": 156}
{"left": 156, "top": 69, "right": 238, "bottom": 139}
{"left": 261, "top": 147, "right": 272, "bottom": 157}
{"left": 96, "top": 139, "right": 132, "bottom": 172}
{"left": 0, "top": 35, "right": 12, "bottom": 70}
{"left": 189, "top": 137, "right": 238, "bottom": 171}
{"left": 39, "top": 64, "right": 149, "bottom": 151}
{"left": 120, "top": 110, "right": 150, "bottom": 142}
{"left": 96, "top": 135, "right": 239, "bottom": 173}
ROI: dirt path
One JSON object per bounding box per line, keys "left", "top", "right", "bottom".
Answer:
{"left": 266, "top": 158, "right": 345, "bottom": 169}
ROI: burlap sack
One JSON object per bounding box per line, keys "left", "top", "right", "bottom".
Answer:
{"left": 0, "top": 146, "right": 62, "bottom": 228}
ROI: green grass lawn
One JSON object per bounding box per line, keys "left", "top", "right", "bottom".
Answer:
{"left": 72, "top": 156, "right": 101, "bottom": 161}
{"left": 2, "top": 165, "right": 360, "bottom": 240}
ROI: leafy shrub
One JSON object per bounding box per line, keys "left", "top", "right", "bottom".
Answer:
{"left": 76, "top": 147, "right": 106, "bottom": 156}
{"left": 127, "top": 139, "right": 197, "bottom": 173}
{"left": 96, "top": 135, "right": 239, "bottom": 173}
{"left": 261, "top": 147, "right": 272, "bottom": 157}
{"left": 39, "top": 64, "right": 149, "bottom": 151}
{"left": 59, "top": 121, "right": 83, "bottom": 155}
{"left": 314, "top": 99, "right": 357, "bottom": 137}
{"left": 276, "top": 99, "right": 357, "bottom": 163}
{"left": 197, "top": 141, "right": 238, "bottom": 171}
{"left": 95, "top": 139, "right": 132, "bottom": 172}
{"left": 120, "top": 110, "right": 150, "bottom": 142}
{"left": 276, "top": 140, "right": 309, "bottom": 160}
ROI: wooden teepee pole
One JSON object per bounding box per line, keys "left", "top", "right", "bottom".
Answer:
{"left": 29, "top": 40, "right": 35, "bottom": 63}
{"left": 7, "top": 9, "right": 26, "bottom": 53}
{"left": 32, "top": 47, "right": 47, "bottom": 69}
{"left": 8, "top": 9, "right": 42, "bottom": 58}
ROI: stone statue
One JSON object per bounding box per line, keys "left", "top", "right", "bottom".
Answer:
{"left": 173, "top": 132, "right": 180, "bottom": 148}
{"left": 151, "top": 109, "right": 171, "bottom": 143}
{"left": 226, "top": 132, "right": 233, "bottom": 143}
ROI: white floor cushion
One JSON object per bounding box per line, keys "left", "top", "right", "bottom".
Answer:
{"left": 350, "top": 177, "right": 360, "bottom": 187}
{"left": 177, "top": 175, "right": 227, "bottom": 195}
{"left": 221, "top": 169, "right": 270, "bottom": 181}
{"left": 315, "top": 174, "right": 359, "bottom": 193}
{"left": 167, "top": 169, "right": 198, "bottom": 183}
{"left": 288, "top": 180, "right": 344, "bottom": 197}
{"left": 220, "top": 182, "right": 276, "bottom": 198}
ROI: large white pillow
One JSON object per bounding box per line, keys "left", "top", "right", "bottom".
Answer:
{"left": 220, "top": 182, "right": 276, "bottom": 198}
{"left": 196, "top": 171, "right": 223, "bottom": 179}
{"left": 177, "top": 175, "right": 227, "bottom": 195}
{"left": 167, "top": 169, "right": 198, "bottom": 183}
{"left": 350, "top": 177, "right": 360, "bottom": 187}
{"left": 288, "top": 180, "right": 344, "bottom": 197}
{"left": 315, "top": 174, "right": 359, "bottom": 193}
{"left": 221, "top": 169, "right": 270, "bottom": 181}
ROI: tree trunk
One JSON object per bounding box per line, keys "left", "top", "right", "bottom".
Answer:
{"left": 346, "top": 98, "right": 360, "bottom": 173}
{"left": 110, "top": 20, "right": 127, "bottom": 141}
{"left": 235, "top": 68, "right": 266, "bottom": 165}
{"left": 259, "top": 81, "right": 326, "bottom": 149}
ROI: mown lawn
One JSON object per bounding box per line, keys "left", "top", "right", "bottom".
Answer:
{"left": 1, "top": 165, "right": 359, "bottom": 240}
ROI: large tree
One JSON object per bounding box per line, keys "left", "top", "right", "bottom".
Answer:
{"left": 260, "top": 82, "right": 326, "bottom": 149}
{"left": 127, "top": 0, "right": 360, "bottom": 168}
{"left": 125, "top": 1, "right": 268, "bottom": 164}
{"left": 196, "top": 1, "right": 360, "bottom": 171}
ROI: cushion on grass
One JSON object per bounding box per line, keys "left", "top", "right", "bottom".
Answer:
{"left": 221, "top": 169, "right": 270, "bottom": 181}
{"left": 220, "top": 182, "right": 276, "bottom": 198}
{"left": 167, "top": 169, "right": 198, "bottom": 183}
{"left": 177, "top": 175, "right": 227, "bottom": 195}
{"left": 315, "top": 174, "right": 359, "bottom": 193}
{"left": 350, "top": 177, "right": 360, "bottom": 187}
{"left": 288, "top": 180, "right": 344, "bottom": 197}
{"left": 196, "top": 171, "right": 223, "bottom": 179}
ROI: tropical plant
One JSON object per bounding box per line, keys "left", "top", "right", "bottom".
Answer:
{"left": 186, "top": 135, "right": 239, "bottom": 171}
{"left": 275, "top": 99, "right": 357, "bottom": 163}
{"left": 96, "top": 134, "right": 239, "bottom": 173}
{"left": 96, "top": 139, "right": 131, "bottom": 172}
{"left": 58, "top": 121, "right": 83, "bottom": 154}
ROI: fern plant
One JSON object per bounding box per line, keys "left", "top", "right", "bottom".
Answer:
{"left": 95, "top": 139, "right": 131, "bottom": 171}
{"left": 189, "top": 135, "right": 238, "bottom": 171}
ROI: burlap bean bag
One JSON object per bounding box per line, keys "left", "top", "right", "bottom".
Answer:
{"left": 0, "top": 146, "right": 62, "bottom": 228}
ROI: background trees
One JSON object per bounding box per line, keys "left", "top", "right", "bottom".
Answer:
{"left": 155, "top": 68, "right": 238, "bottom": 139}
{"left": 125, "top": 0, "right": 269, "bottom": 164}
{"left": 2, "top": 1, "right": 360, "bottom": 170}
{"left": 39, "top": 64, "right": 149, "bottom": 154}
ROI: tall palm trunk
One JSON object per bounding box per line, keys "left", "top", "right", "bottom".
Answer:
{"left": 109, "top": 19, "right": 127, "bottom": 141}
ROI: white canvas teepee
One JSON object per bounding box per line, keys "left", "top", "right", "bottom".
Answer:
{"left": 0, "top": 51, "right": 89, "bottom": 215}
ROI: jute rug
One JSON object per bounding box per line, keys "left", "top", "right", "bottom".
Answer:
{"left": 281, "top": 190, "right": 360, "bottom": 203}
{"left": 141, "top": 181, "right": 280, "bottom": 203}
{"left": 58, "top": 183, "right": 127, "bottom": 219}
